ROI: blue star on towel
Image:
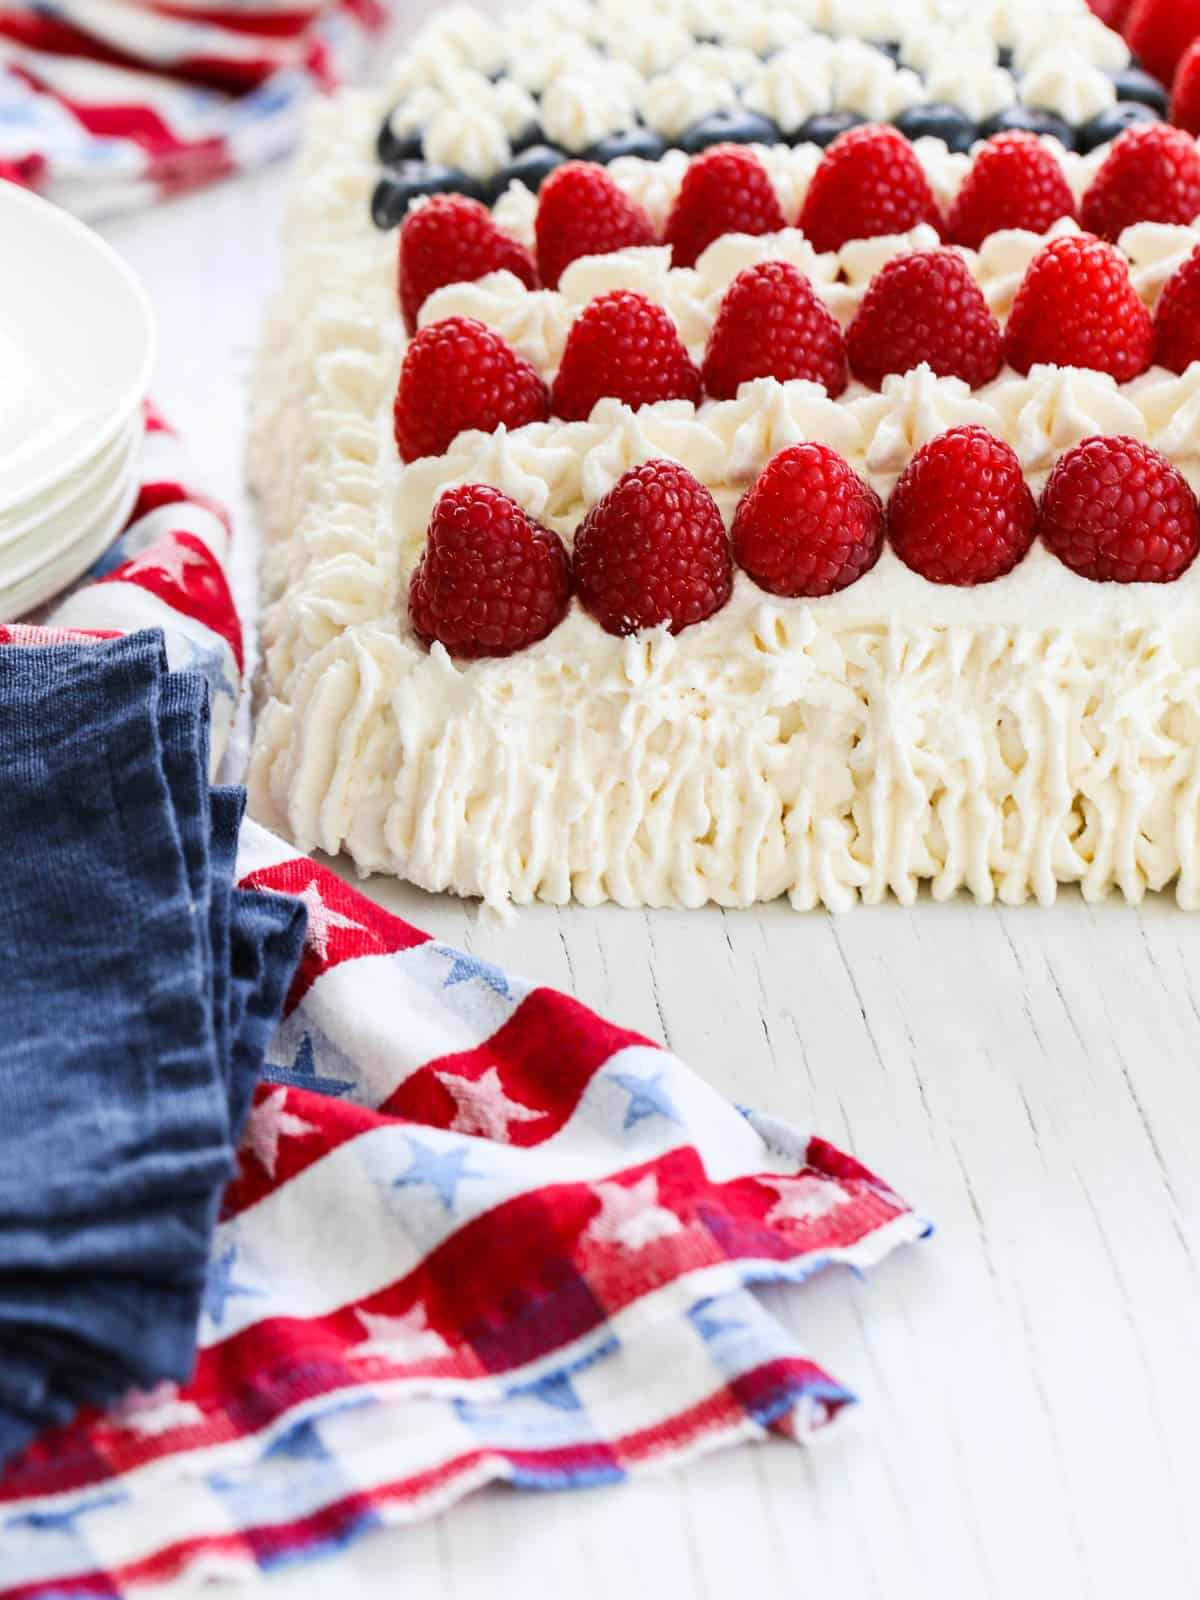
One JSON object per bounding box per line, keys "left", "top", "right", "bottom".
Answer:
{"left": 513, "top": 1372, "right": 584, "bottom": 1412}
{"left": 262, "top": 1416, "right": 331, "bottom": 1464}
{"left": 204, "top": 1243, "right": 263, "bottom": 1327}
{"left": 182, "top": 636, "right": 237, "bottom": 705}
{"left": 5, "top": 1490, "right": 127, "bottom": 1532}
{"left": 688, "top": 1297, "right": 747, "bottom": 1345}
{"left": 265, "top": 1033, "right": 355, "bottom": 1099}
{"left": 611, "top": 1070, "right": 682, "bottom": 1131}
{"left": 392, "top": 1136, "right": 483, "bottom": 1211}
{"left": 436, "top": 947, "right": 511, "bottom": 999}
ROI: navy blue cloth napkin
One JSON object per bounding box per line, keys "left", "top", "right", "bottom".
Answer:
{"left": 0, "top": 631, "right": 307, "bottom": 1466}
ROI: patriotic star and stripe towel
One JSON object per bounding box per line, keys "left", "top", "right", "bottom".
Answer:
{"left": 0, "top": 812, "right": 927, "bottom": 1595}
{"left": 0, "top": 0, "right": 384, "bottom": 220}
{"left": 0, "top": 413, "right": 929, "bottom": 1593}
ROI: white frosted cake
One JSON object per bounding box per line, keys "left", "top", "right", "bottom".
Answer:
{"left": 249, "top": 0, "right": 1200, "bottom": 912}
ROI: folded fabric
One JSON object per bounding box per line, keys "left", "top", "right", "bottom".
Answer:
{"left": 0, "top": 809, "right": 929, "bottom": 1595}
{"left": 0, "top": 631, "right": 307, "bottom": 1469}
{"left": 0, "top": 0, "right": 385, "bottom": 220}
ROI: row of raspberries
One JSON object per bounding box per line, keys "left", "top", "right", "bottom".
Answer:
{"left": 398, "top": 123, "right": 1200, "bottom": 337}
{"left": 408, "top": 434, "right": 1200, "bottom": 659}
{"left": 392, "top": 236, "right": 1200, "bottom": 464}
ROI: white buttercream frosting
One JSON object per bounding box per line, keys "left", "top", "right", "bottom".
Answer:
{"left": 849, "top": 366, "right": 1003, "bottom": 488}
{"left": 542, "top": 66, "right": 636, "bottom": 151}
{"left": 386, "top": 85, "right": 442, "bottom": 138}
{"left": 491, "top": 79, "right": 540, "bottom": 139}
{"left": 900, "top": 21, "right": 998, "bottom": 74}
{"left": 419, "top": 272, "right": 574, "bottom": 372}
{"left": 602, "top": 17, "right": 694, "bottom": 75}
{"left": 743, "top": 41, "right": 836, "bottom": 134}
{"left": 1128, "top": 365, "right": 1200, "bottom": 466}
{"left": 910, "top": 137, "right": 973, "bottom": 210}
{"left": 422, "top": 102, "right": 511, "bottom": 181}
{"left": 605, "top": 149, "right": 691, "bottom": 233}
{"left": 417, "top": 4, "right": 508, "bottom": 75}
{"left": 505, "top": 30, "right": 596, "bottom": 92}
{"left": 984, "top": 364, "right": 1149, "bottom": 478}
{"left": 924, "top": 57, "right": 1016, "bottom": 122}
{"left": 832, "top": 40, "right": 924, "bottom": 122}
{"left": 491, "top": 180, "right": 539, "bottom": 252}
{"left": 1011, "top": 8, "right": 1130, "bottom": 70}
{"left": 1019, "top": 47, "right": 1117, "bottom": 124}
{"left": 1119, "top": 219, "right": 1200, "bottom": 311}
{"left": 720, "top": 6, "right": 814, "bottom": 53}
{"left": 640, "top": 65, "right": 737, "bottom": 138}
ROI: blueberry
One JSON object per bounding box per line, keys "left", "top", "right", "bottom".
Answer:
{"left": 376, "top": 109, "right": 424, "bottom": 167}
{"left": 795, "top": 109, "right": 865, "bottom": 148}
{"left": 978, "top": 104, "right": 1075, "bottom": 150}
{"left": 1109, "top": 64, "right": 1169, "bottom": 114}
{"left": 894, "top": 102, "right": 978, "bottom": 153}
{"left": 484, "top": 142, "right": 569, "bottom": 200}
{"left": 583, "top": 124, "right": 668, "bottom": 165}
{"left": 997, "top": 44, "right": 1014, "bottom": 70}
{"left": 510, "top": 121, "right": 548, "bottom": 154}
{"left": 1076, "top": 100, "right": 1161, "bottom": 153}
{"left": 370, "top": 162, "right": 480, "bottom": 229}
{"left": 872, "top": 39, "right": 902, "bottom": 63}
{"left": 675, "top": 108, "right": 782, "bottom": 153}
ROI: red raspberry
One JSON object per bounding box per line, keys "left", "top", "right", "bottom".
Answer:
{"left": 846, "top": 249, "right": 1002, "bottom": 390}
{"left": 535, "top": 161, "right": 658, "bottom": 290}
{"left": 1087, "top": 0, "right": 1132, "bottom": 25}
{"left": 1003, "top": 233, "right": 1154, "bottom": 381}
{"left": 1038, "top": 435, "right": 1200, "bottom": 583}
{"left": 798, "top": 125, "right": 944, "bottom": 256}
{"left": 1170, "top": 39, "right": 1200, "bottom": 137}
{"left": 663, "top": 145, "right": 787, "bottom": 270}
{"left": 1080, "top": 123, "right": 1200, "bottom": 242}
{"left": 1153, "top": 242, "right": 1200, "bottom": 372}
{"left": 1126, "top": 0, "right": 1200, "bottom": 87}
{"left": 409, "top": 483, "right": 571, "bottom": 658}
{"left": 398, "top": 195, "right": 537, "bottom": 337}
{"left": 946, "top": 133, "right": 1078, "bottom": 251}
{"left": 573, "top": 459, "right": 732, "bottom": 635}
{"left": 702, "top": 261, "right": 848, "bottom": 399}
{"left": 394, "top": 317, "right": 549, "bottom": 462}
{"left": 550, "top": 290, "right": 702, "bottom": 421}
{"left": 732, "top": 443, "right": 882, "bottom": 597}
{"left": 888, "top": 426, "right": 1037, "bottom": 586}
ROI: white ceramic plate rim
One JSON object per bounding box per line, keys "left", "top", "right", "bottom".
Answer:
{"left": 0, "top": 414, "right": 141, "bottom": 548}
{"left": 0, "top": 423, "right": 140, "bottom": 580}
{"left": 0, "top": 184, "right": 155, "bottom": 515}
{"left": 0, "top": 447, "right": 134, "bottom": 588}
{"left": 0, "top": 470, "right": 140, "bottom": 622}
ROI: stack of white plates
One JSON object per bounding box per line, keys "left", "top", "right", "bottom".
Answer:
{"left": 0, "top": 182, "right": 155, "bottom": 622}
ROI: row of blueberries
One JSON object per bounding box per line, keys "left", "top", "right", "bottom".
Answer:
{"left": 373, "top": 64, "right": 1169, "bottom": 230}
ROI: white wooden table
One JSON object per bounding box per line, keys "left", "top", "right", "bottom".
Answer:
{"left": 101, "top": 54, "right": 1200, "bottom": 1600}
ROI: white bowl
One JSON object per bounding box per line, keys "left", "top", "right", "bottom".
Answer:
{"left": 0, "top": 183, "right": 155, "bottom": 515}
{"left": 0, "top": 463, "right": 140, "bottom": 622}
{"left": 0, "top": 417, "right": 141, "bottom": 583}
{"left": 0, "top": 413, "right": 141, "bottom": 548}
